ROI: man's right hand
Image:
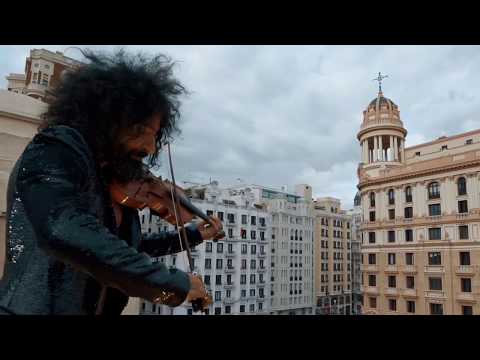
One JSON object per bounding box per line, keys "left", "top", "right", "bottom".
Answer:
{"left": 186, "top": 273, "right": 210, "bottom": 304}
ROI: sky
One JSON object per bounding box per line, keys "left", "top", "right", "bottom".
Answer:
{"left": 1, "top": 45, "right": 479, "bottom": 209}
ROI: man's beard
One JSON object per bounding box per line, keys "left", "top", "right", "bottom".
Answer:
{"left": 104, "top": 148, "right": 149, "bottom": 184}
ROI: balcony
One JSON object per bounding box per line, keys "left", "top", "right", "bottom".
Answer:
{"left": 226, "top": 251, "right": 236, "bottom": 258}
{"left": 402, "top": 288, "right": 417, "bottom": 298}
{"left": 425, "top": 291, "right": 446, "bottom": 299}
{"left": 223, "top": 298, "right": 236, "bottom": 305}
{"left": 385, "top": 288, "right": 399, "bottom": 296}
{"left": 225, "top": 266, "right": 236, "bottom": 273}
{"left": 456, "top": 265, "right": 475, "bottom": 276}
{"left": 456, "top": 292, "right": 476, "bottom": 303}
{"left": 385, "top": 265, "right": 399, "bottom": 274}
{"left": 424, "top": 266, "right": 444, "bottom": 274}
{"left": 258, "top": 267, "right": 267, "bottom": 272}
{"left": 258, "top": 252, "right": 267, "bottom": 258}
{"left": 224, "top": 282, "right": 235, "bottom": 289}
{"left": 364, "top": 286, "right": 379, "bottom": 295}
{"left": 361, "top": 265, "right": 379, "bottom": 272}
{"left": 258, "top": 222, "right": 267, "bottom": 229}
{"left": 402, "top": 265, "right": 417, "bottom": 274}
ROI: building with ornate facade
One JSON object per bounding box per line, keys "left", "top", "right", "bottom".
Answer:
{"left": 357, "top": 85, "right": 480, "bottom": 315}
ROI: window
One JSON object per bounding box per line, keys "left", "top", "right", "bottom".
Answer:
{"left": 217, "top": 211, "right": 224, "bottom": 221}
{"left": 205, "top": 259, "right": 211, "bottom": 269}
{"left": 368, "top": 232, "right": 376, "bottom": 244}
{"left": 370, "top": 192, "right": 375, "bottom": 207}
{"left": 241, "top": 244, "right": 247, "bottom": 254}
{"left": 428, "top": 204, "right": 441, "bottom": 216}
{"left": 241, "top": 229, "right": 247, "bottom": 239}
{"left": 405, "top": 229, "right": 413, "bottom": 242}
{"left": 458, "top": 200, "right": 468, "bottom": 214}
{"left": 405, "top": 186, "right": 412, "bottom": 203}
{"left": 428, "top": 228, "right": 441, "bottom": 240}
{"left": 457, "top": 177, "right": 467, "bottom": 195}
{"left": 368, "top": 253, "right": 376, "bottom": 265}
{"left": 227, "top": 228, "right": 233, "bottom": 238}
{"left": 251, "top": 245, "right": 256, "bottom": 255}
{"left": 259, "top": 217, "right": 266, "bottom": 227}
{"left": 250, "top": 274, "right": 256, "bottom": 284}
{"left": 388, "top": 231, "right": 395, "bottom": 243}
{"left": 241, "top": 259, "right": 247, "bottom": 269}
{"left": 217, "top": 243, "right": 223, "bottom": 253}
{"left": 406, "top": 300, "right": 415, "bottom": 314}
{"left": 462, "top": 306, "right": 473, "bottom": 315}
{"left": 240, "top": 305, "right": 245, "bottom": 313}
{"left": 369, "top": 297, "right": 377, "bottom": 308}
{"left": 388, "top": 253, "right": 396, "bottom": 265}
{"left": 388, "top": 276, "right": 396, "bottom": 288}
{"left": 249, "top": 304, "right": 255, "bottom": 312}
{"left": 215, "top": 291, "right": 221, "bottom": 301}
{"left": 405, "top": 253, "right": 414, "bottom": 265}
{"left": 388, "top": 189, "right": 395, "bottom": 205}
{"left": 428, "top": 182, "right": 440, "bottom": 199}
{"left": 415, "top": 151, "right": 421, "bottom": 156}
{"left": 250, "top": 230, "right": 256, "bottom": 240}
{"left": 227, "top": 213, "right": 235, "bottom": 223}
{"left": 241, "top": 290, "right": 246, "bottom": 298}
{"left": 441, "top": 145, "right": 448, "bottom": 151}
{"left": 368, "top": 275, "right": 376, "bottom": 287}
{"left": 225, "top": 306, "right": 231, "bottom": 314}
{"left": 430, "top": 303, "right": 443, "bottom": 315}
{"left": 241, "top": 214, "right": 247, "bottom": 224}
{"left": 429, "top": 277, "right": 442, "bottom": 291}
{"left": 406, "top": 276, "right": 415, "bottom": 289}
{"left": 206, "top": 210, "right": 213, "bottom": 217}
{"left": 466, "top": 139, "right": 473, "bottom": 145}
{"left": 251, "top": 216, "right": 256, "bottom": 225}
{"left": 250, "top": 259, "right": 256, "bottom": 269}
{"left": 240, "top": 275, "right": 246, "bottom": 284}
{"left": 369, "top": 211, "right": 376, "bottom": 222}
{"left": 388, "top": 299, "right": 397, "bottom": 311}
{"left": 459, "top": 252, "right": 470, "bottom": 266}
{"left": 461, "top": 278, "right": 472, "bottom": 293}
{"left": 404, "top": 207, "right": 413, "bottom": 219}
{"left": 249, "top": 289, "right": 255, "bottom": 297}
{"left": 428, "top": 252, "right": 442, "bottom": 265}
{"left": 216, "top": 259, "right": 223, "bottom": 269}
{"left": 228, "top": 243, "right": 233, "bottom": 254}
{"left": 205, "top": 242, "right": 212, "bottom": 253}
{"left": 388, "top": 209, "right": 395, "bottom": 220}
{"left": 226, "top": 274, "right": 232, "bottom": 285}
{"left": 459, "top": 226, "right": 469, "bottom": 240}
{"left": 258, "top": 303, "right": 263, "bottom": 311}
{"left": 215, "top": 275, "right": 222, "bottom": 285}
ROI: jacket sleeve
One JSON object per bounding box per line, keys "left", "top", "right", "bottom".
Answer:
{"left": 16, "top": 135, "right": 190, "bottom": 307}
{"left": 139, "top": 224, "right": 204, "bottom": 258}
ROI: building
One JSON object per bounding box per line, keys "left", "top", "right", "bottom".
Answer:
{"left": 6, "top": 48, "right": 83, "bottom": 103}
{"left": 347, "top": 193, "right": 363, "bottom": 314}
{"left": 137, "top": 181, "right": 271, "bottom": 315}
{"left": 357, "top": 84, "right": 480, "bottom": 315}
{"left": 0, "top": 90, "right": 47, "bottom": 279}
{"left": 313, "top": 197, "right": 353, "bottom": 314}
{"left": 235, "top": 183, "right": 316, "bottom": 315}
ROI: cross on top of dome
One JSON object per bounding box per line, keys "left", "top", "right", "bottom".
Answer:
{"left": 372, "top": 72, "right": 388, "bottom": 94}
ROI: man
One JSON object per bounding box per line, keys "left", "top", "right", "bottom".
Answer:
{"left": 0, "top": 48, "right": 223, "bottom": 315}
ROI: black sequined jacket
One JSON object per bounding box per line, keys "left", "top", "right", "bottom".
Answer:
{"left": 0, "top": 126, "right": 203, "bottom": 315}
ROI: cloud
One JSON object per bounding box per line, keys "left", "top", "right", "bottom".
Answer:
{"left": 1, "top": 45, "right": 480, "bottom": 210}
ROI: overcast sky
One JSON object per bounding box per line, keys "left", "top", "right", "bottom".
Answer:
{"left": 1, "top": 45, "right": 479, "bottom": 209}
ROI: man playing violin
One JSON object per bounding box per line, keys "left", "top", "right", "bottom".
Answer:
{"left": 0, "top": 48, "right": 223, "bottom": 315}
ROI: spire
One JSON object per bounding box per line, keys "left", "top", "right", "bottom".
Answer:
{"left": 372, "top": 72, "right": 388, "bottom": 95}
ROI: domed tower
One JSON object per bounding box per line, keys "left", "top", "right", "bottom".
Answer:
{"left": 357, "top": 73, "right": 407, "bottom": 170}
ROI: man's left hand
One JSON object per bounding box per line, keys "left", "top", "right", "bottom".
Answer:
{"left": 197, "top": 217, "right": 224, "bottom": 241}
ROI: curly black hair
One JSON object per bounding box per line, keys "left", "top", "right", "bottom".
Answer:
{"left": 41, "top": 48, "right": 187, "bottom": 169}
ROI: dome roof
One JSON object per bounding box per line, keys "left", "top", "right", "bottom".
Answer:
{"left": 367, "top": 92, "right": 398, "bottom": 111}
{"left": 353, "top": 191, "right": 361, "bottom": 206}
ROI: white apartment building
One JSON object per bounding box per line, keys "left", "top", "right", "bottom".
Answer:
{"left": 347, "top": 194, "right": 363, "bottom": 314}
{"left": 229, "top": 184, "right": 316, "bottom": 315}
{"left": 139, "top": 181, "right": 271, "bottom": 315}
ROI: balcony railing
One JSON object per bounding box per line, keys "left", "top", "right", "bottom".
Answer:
{"left": 402, "top": 288, "right": 417, "bottom": 297}
{"left": 225, "top": 266, "right": 236, "bottom": 273}
{"left": 402, "top": 265, "right": 417, "bottom": 274}
{"left": 364, "top": 286, "right": 379, "bottom": 295}
{"left": 361, "top": 265, "right": 379, "bottom": 272}
{"left": 385, "top": 288, "right": 399, "bottom": 296}
{"left": 456, "top": 265, "right": 475, "bottom": 276}
{"left": 258, "top": 252, "right": 266, "bottom": 258}
{"left": 226, "top": 251, "right": 236, "bottom": 258}
{"left": 258, "top": 267, "right": 267, "bottom": 272}
{"left": 424, "top": 266, "right": 444, "bottom": 274}
{"left": 425, "top": 291, "right": 446, "bottom": 299}
{"left": 385, "top": 265, "right": 399, "bottom": 273}
{"left": 456, "top": 292, "right": 475, "bottom": 302}
{"left": 224, "top": 282, "right": 235, "bottom": 289}
{"left": 223, "top": 298, "right": 236, "bottom": 305}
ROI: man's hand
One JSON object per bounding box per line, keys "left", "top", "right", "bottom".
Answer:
{"left": 186, "top": 273, "right": 212, "bottom": 309}
{"left": 197, "top": 217, "right": 224, "bottom": 241}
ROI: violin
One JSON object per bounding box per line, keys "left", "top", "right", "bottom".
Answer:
{"left": 109, "top": 160, "right": 221, "bottom": 314}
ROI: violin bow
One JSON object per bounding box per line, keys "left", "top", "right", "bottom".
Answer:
{"left": 166, "top": 142, "right": 207, "bottom": 313}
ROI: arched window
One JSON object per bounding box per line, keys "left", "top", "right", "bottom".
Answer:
{"left": 428, "top": 182, "right": 440, "bottom": 199}
{"left": 388, "top": 189, "right": 395, "bottom": 205}
{"left": 370, "top": 192, "right": 375, "bottom": 207}
{"left": 457, "top": 177, "right": 467, "bottom": 196}
{"left": 405, "top": 186, "right": 412, "bottom": 203}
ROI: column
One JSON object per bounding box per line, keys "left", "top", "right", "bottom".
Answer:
{"left": 379, "top": 135, "right": 385, "bottom": 161}
{"left": 401, "top": 139, "right": 405, "bottom": 162}
{"left": 363, "top": 140, "right": 368, "bottom": 164}
{"left": 373, "top": 136, "right": 378, "bottom": 162}
{"left": 389, "top": 135, "right": 393, "bottom": 161}
{"left": 393, "top": 136, "right": 398, "bottom": 161}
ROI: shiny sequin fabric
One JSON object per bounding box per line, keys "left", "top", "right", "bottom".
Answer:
{"left": 0, "top": 126, "right": 201, "bottom": 315}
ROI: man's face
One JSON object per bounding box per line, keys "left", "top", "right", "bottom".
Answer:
{"left": 109, "top": 114, "right": 163, "bottom": 183}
